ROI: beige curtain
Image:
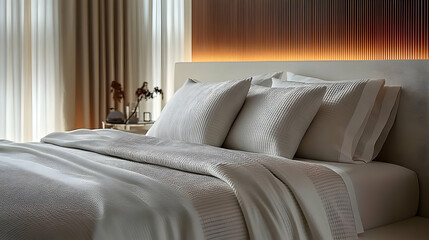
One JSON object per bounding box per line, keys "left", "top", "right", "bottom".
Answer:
{"left": 59, "top": 0, "right": 191, "bottom": 130}
{"left": 64, "top": 0, "right": 190, "bottom": 129}
{"left": 0, "top": 0, "right": 190, "bottom": 141}
{"left": 66, "top": 0, "right": 129, "bottom": 129}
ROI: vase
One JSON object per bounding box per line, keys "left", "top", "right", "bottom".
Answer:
{"left": 106, "top": 109, "right": 125, "bottom": 124}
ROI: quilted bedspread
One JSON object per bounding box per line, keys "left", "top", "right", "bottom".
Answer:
{"left": 0, "top": 129, "right": 358, "bottom": 240}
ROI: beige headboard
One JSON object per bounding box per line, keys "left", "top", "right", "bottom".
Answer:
{"left": 175, "top": 60, "right": 429, "bottom": 217}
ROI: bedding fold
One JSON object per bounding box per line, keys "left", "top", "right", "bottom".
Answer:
{"left": 1, "top": 129, "right": 358, "bottom": 240}
{"left": 42, "top": 129, "right": 357, "bottom": 240}
{"left": 0, "top": 141, "right": 204, "bottom": 240}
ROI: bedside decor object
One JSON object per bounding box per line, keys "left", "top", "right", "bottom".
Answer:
{"left": 127, "top": 102, "right": 139, "bottom": 124}
{"left": 106, "top": 81, "right": 126, "bottom": 124}
{"left": 102, "top": 121, "right": 155, "bottom": 135}
{"left": 125, "top": 82, "right": 163, "bottom": 124}
{"left": 107, "top": 80, "right": 163, "bottom": 124}
{"left": 110, "top": 80, "right": 125, "bottom": 103}
{"left": 106, "top": 108, "right": 125, "bottom": 124}
{"left": 143, "top": 112, "right": 152, "bottom": 122}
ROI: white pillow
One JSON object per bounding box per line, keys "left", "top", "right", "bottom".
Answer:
{"left": 354, "top": 87, "right": 401, "bottom": 162}
{"left": 147, "top": 78, "right": 251, "bottom": 146}
{"left": 251, "top": 71, "right": 283, "bottom": 87}
{"left": 286, "top": 72, "right": 328, "bottom": 83}
{"left": 223, "top": 85, "right": 326, "bottom": 159}
{"left": 286, "top": 72, "right": 401, "bottom": 163}
{"left": 273, "top": 77, "right": 384, "bottom": 163}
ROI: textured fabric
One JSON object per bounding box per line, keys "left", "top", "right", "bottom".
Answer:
{"left": 91, "top": 152, "right": 249, "bottom": 240}
{"left": 273, "top": 77, "right": 384, "bottom": 163}
{"left": 373, "top": 92, "right": 401, "bottom": 160}
{"left": 286, "top": 72, "right": 401, "bottom": 163}
{"left": 303, "top": 160, "right": 419, "bottom": 230}
{"left": 38, "top": 142, "right": 248, "bottom": 240}
{"left": 294, "top": 162, "right": 359, "bottom": 239}
{"left": 300, "top": 160, "right": 364, "bottom": 234}
{"left": 354, "top": 87, "right": 401, "bottom": 162}
{"left": 286, "top": 72, "right": 329, "bottom": 83}
{"left": 224, "top": 85, "right": 326, "bottom": 159}
{"left": 251, "top": 71, "right": 283, "bottom": 87}
{"left": 37, "top": 129, "right": 360, "bottom": 239}
{"left": 0, "top": 141, "right": 204, "bottom": 240}
{"left": 0, "top": 130, "right": 359, "bottom": 239}
{"left": 147, "top": 78, "right": 251, "bottom": 146}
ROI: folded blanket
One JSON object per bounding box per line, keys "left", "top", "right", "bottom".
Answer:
{"left": 0, "top": 129, "right": 358, "bottom": 240}
{"left": 0, "top": 140, "right": 204, "bottom": 240}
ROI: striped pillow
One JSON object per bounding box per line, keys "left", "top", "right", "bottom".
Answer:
{"left": 223, "top": 85, "right": 326, "bottom": 159}
{"left": 273, "top": 77, "right": 384, "bottom": 163}
{"left": 147, "top": 78, "right": 251, "bottom": 146}
{"left": 354, "top": 86, "right": 401, "bottom": 162}
{"left": 286, "top": 72, "right": 400, "bottom": 163}
{"left": 251, "top": 71, "right": 283, "bottom": 87}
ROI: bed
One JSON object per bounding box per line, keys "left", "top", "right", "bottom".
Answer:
{"left": 1, "top": 130, "right": 358, "bottom": 240}
{"left": 301, "top": 160, "right": 419, "bottom": 230}
{"left": 1, "top": 60, "right": 428, "bottom": 240}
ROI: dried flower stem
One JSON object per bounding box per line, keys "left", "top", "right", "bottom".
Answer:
{"left": 125, "top": 95, "right": 144, "bottom": 124}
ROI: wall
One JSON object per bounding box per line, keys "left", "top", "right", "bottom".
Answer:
{"left": 192, "top": 0, "right": 429, "bottom": 61}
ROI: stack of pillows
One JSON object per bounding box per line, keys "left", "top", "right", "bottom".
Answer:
{"left": 147, "top": 71, "right": 400, "bottom": 163}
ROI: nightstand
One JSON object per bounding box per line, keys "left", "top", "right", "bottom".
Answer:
{"left": 101, "top": 121, "right": 154, "bottom": 135}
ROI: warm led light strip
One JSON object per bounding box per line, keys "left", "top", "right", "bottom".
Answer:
{"left": 192, "top": 0, "right": 429, "bottom": 61}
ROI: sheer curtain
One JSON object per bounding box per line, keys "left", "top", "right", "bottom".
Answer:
{"left": 0, "top": 0, "right": 190, "bottom": 142}
{"left": 0, "top": 0, "right": 64, "bottom": 142}
{"left": 125, "top": 0, "right": 191, "bottom": 121}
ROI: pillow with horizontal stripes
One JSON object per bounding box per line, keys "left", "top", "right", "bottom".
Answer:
{"left": 147, "top": 78, "right": 251, "bottom": 146}
{"left": 251, "top": 71, "right": 283, "bottom": 87}
{"left": 223, "top": 84, "right": 326, "bottom": 159}
{"left": 286, "top": 72, "right": 399, "bottom": 163}
{"left": 354, "top": 86, "right": 400, "bottom": 162}
{"left": 273, "top": 76, "right": 384, "bottom": 163}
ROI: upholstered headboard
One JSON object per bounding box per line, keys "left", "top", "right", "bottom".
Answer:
{"left": 174, "top": 60, "right": 429, "bottom": 217}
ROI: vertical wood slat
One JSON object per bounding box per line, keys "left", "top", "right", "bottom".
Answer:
{"left": 192, "top": 0, "right": 429, "bottom": 61}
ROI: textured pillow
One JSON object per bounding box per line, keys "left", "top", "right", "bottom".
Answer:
{"left": 354, "top": 87, "right": 401, "bottom": 162}
{"left": 286, "top": 72, "right": 330, "bottom": 83}
{"left": 286, "top": 72, "right": 400, "bottom": 163}
{"left": 147, "top": 78, "right": 251, "bottom": 146}
{"left": 223, "top": 85, "right": 326, "bottom": 159}
{"left": 251, "top": 71, "right": 283, "bottom": 87}
{"left": 273, "top": 77, "right": 384, "bottom": 163}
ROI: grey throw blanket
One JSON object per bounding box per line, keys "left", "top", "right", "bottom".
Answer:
{"left": 0, "top": 129, "right": 358, "bottom": 240}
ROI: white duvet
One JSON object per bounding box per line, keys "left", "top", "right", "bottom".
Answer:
{"left": 0, "top": 129, "right": 358, "bottom": 240}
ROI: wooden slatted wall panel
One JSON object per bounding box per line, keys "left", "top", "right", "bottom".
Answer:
{"left": 192, "top": 0, "right": 429, "bottom": 61}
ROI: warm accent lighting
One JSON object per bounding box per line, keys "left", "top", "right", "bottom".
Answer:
{"left": 192, "top": 0, "right": 429, "bottom": 61}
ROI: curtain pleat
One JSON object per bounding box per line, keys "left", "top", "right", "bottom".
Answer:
{"left": 73, "top": 0, "right": 188, "bottom": 128}
{"left": 1, "top": 0, "right": 62, "bottom": 142}
{"left": 126, "top": 0, "right": 187, "bottom": 121}
{"left": 0, "top": 0, "right": 189, "bottom": 141}
{"left": 0, "top": 0, "right": 24, "bottom": 141}
{"left": 73, "top": 0, "right": 128, "bottom": 129}
{"left": 22, "top": 0, "right": 32, "bottom": 142}
{"left": 58, "top": 0, "right": 76, "bottom": 135}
